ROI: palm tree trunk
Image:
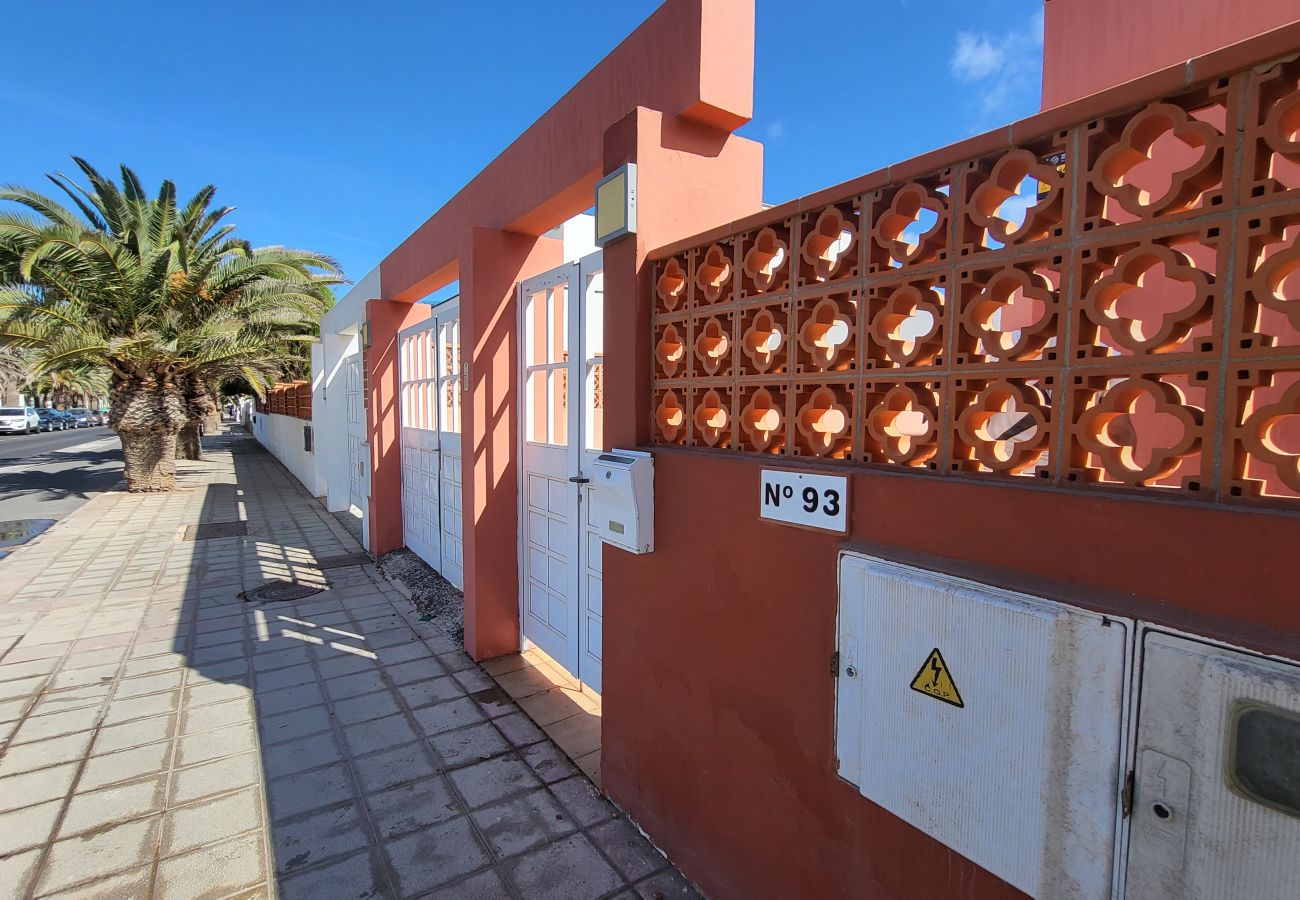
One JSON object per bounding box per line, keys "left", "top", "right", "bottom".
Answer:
{"left": 111, "top": 375, "right": 187, "bottom": 492}
{"left": 177, "top": 422, "right": 202, "bottom": 460}
{"left": 176, "top": 378, "right": 214, "bottom": 461}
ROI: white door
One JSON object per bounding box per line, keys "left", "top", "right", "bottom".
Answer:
{"left": 1124, "top": 632, "right": 1300, "bottom": 899}
{"left": 398, "top": 302, "right": 464, "bottom": 590}
{"left": 345, "top": 356, "right": 367, "bottom": 516}
{"left": 519, "top": 252, "right": 605, "bottom": 691}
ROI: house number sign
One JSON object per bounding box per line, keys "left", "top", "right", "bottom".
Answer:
{"left": 759, "top": 469, "right": 848, "bottom": 533}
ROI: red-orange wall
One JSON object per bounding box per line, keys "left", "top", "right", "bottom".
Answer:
{"left": 1041, "top": 0, "right": 1300, "bottom": 108}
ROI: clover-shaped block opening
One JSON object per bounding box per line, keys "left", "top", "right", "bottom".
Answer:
{"left": 1245, "top": 62, "right": 1300, "bottom": 201}
{"left": 793, "top": 384, "right": 854, "bottom": 459}
{"left": 1240, "top": 215, "right": 1300, "bottom": 352}
{"left": 953, "top": 378, "right": 1052, "bottom": 477}
{"left": 738, "top": 303, "right": 789, "bottom": 376}
{"left": 655, "top": 257, "right": 689, "bottom": 313}
{"left": 799, "top": 203, "right": 859, "bottom": 286}
{"left": 867, "top": 281, "right": 945, "bottom": 369}
{"left": 654, "top": 320, "right": 688, "bottom": 379}
{"left": 1086, "top": 94, "right": 1228, "bottom": 228}
{"left": 1230, "top": 369, "right": 1300, "bottom": 500}
{"left": 691, "top": 313, "right": 733, "bottom": 377}
{"left": 967, "top": 147, "right": 1066, "bottom": 251}
{"left": 692, "top": 387, "right": 732, "bottom": 449}
{"left": 958, "top": 263, "right": 1060, "bottom": 365}
{"left": 862, "top": 382, "right": 941, "bottom": 468}
{"left": 795, "top": 292, "right": 858, "bottom": 374}
{"left": 1072, "top": 374, "right": 1207, "bottom": 490}
{"left": 741, "top": 224, "right": 792, "bottom": 297}
{"left": 870, "top": 179, "right": 950, "bottom": 272}
{"left": 653, "top": 388, "right": 688, "bottom": 445}
{"left": 1080, "top": 238, "right": 1217, "bottom": 357}
{"left": 695, "top": 243, "right": 734, "bottom": 304}
{"left": 738, "top": 385, "right": 788, "bottom": 455}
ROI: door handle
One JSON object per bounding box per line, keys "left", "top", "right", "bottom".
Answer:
{"left": 569, "top": 476, "right": 590, "bottom": 484}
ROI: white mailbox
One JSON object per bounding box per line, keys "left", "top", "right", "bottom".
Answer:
{"left": 588, "top": 449, "right": 654, "bottom": 553}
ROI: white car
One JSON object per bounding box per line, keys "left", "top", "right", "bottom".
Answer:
{"left": 0, "top": 407, "right": 40, "bottom": 434}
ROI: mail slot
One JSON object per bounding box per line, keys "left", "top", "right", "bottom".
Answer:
{"left": 589, "top": 449, "right": 654, "bottom": 554}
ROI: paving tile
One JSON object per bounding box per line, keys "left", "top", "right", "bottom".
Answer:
{"left": 427, "top": 869, "right": 514, "bottom": 900}
{"left": 517, "top": 687, "right": 595, "bottom": 727}
{"left": 396, "top": 675, "right": 464, "bottom": 710}
{"left": 102, "top": 690, "right": 179, "bottom": 725}
{"left": 50, "top": 663, "right": 119, "bottom": 691}
{"left": 331, "top": 689, "right": 400, "bottom": 725}
{"left": 0, "top": 729, "right": 93, "bottom": 777}
{"left": 36, "top": 815, "right": 162, "bottom": 896}
{"left": 10, "top": 704, "right": 101, "bottom": 744}
{"left": 254, "top": 663, "right": 316, "bottom": 692}
{"left": 590, "top": 818, "right": 668, "bottom": 881}
{"left": 383, "top": 657, "right": 446, "bottom": 686}
{"left": 413, "top": 696, "right": 486, "bottom": 737}
{"left": 258, "top": 704, "right": 332, "bottom": 745}
{"left": 521, "top": 739, "right": 582, "bottom": 784}
{"left": 272, "top": 801, "right": 370, "bottom": 875}
{"left": 429, "top": 721, "right": 511, "bottom": 770}
{"left": 113, "top": 669, "right": 184, "bottom": 699}
{"left": 0, "top": 761, "right": 79, "bottom": 813}
{"left": 548, "top": 776, "right": 618, "bottom": 828}
{"left": 322, "top": 669, "right": 386, "bottom": 701}
{"left": 179, "top": 697, "right": 253, "bottom": 734}
{"left": 121, "top": 653, "right": 186, "bottom": 678}
{"left": 161, "top": 786, "right": 261, "bottom": 856}
{"left": 40, "top": 865, "right": 153, "bottom": 900}
{"left": 448, "top": 754, "right": 541, "bottom": 809}
{"left": 254, "top": 681, "right": 325, "bottom": 717}
{"left": 183, "top": 678, "right": 250, "bottom": 708}
{"left": 262, "top": 732, "right": 345, "bottom": 779}
{"left": 277, "top": 849, "right": 388, "bottom": 900}
{"left": 79, "top": 738, "right": 171, "bottom": 790}
{"left": 353, "top": 742, "right": 437, "bottom": 796}
{"left": 0, "top": 798, "right": 61, "bottom": 855}
{"left": 494, "top": 711, "right": 547, "bottom": 748}
{"left": 0, "top": 656, "right": 60, "bottom": 682}
{"left": 170, "top": 751, "right": 259, "bottom": 804}
{"left": 383, "top": 816, "right": 491, "bottom": 897}
{"left": 341, "top": 712, "right": 418, "bottom": 756}
{"left": 29, "top": 682, "right": 112, "bottom": 716}
{"left": 60, "top": 773, "right": 168, "bottom": 837}
{"left": 633, "top": 868, "right": 705, "bottom": 899}
{"left": 471, "top": 788, "right": 576, "bottom": 858}
{"left": 267, "top": 762, "right": 356, "bottom": 822}
{"left": 504, "top": 832, "right": 625, "bottom": 900}
{"left": 154, "top": 830, "right": 266, "bottom": 900}
{"left": 0, "top": 848, "right": 42, "bottom": 898}
{"left": 176, "top": 720, "right": 256, "bottom": 766}
{"left": 364, "top": 777, "right": 459, "bottom": 839}
{"left": 92, "top": 713, "right": 174, "bottom": 754}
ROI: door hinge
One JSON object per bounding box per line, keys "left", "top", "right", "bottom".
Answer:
{"left": 1121, "top": 769, "right": 1135, "bottom": 818}
{"left": 830, "top": 651, "right": 840, "bottom": 677}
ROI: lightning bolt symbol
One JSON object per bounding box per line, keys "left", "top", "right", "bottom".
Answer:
{"left": 930, "top": 655, "right": 942, "bottom": 687}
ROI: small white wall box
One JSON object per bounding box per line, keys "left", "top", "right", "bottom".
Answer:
{"left": 589, "top": 449, "right": 653, "bottom": 553}
{"left": 836, "top": 552, "right": 1132, "bottom": 898}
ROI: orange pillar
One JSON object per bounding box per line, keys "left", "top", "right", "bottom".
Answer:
{"left": 459, "top": 227, "right": 565, "bottom": 660}
{"left": 365, "top": 298, "right": 431, "bottom": 556}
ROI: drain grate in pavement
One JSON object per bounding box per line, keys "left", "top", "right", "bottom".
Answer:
{"left": 239, "top": 580, "right": 325, "bottom": 603}
{"left": 315, "top": 553, "right": 372, "bottom": 570}
{"left": 181, "top": 521, "right": 248, "bottom": 541}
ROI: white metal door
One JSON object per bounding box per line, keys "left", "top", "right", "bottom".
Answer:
{"left": 345, "top": 356, "right": 367, "bottom": 515}
{"left": 519, "top": 252, "right": 604, "bottom": 691}
{"left": 1124, "top": 632, "right": 1300, "bottom": 899}
{"left": 398, "top": 302, "right": 464, "bottom": 590}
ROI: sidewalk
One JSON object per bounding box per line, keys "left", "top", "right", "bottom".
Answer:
{"left": 0, "top": 429, "right": 695, "bottom": 899}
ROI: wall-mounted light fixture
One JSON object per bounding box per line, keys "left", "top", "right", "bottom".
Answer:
{"left": 594, "top": 163, "right": 637, "bottom": 247}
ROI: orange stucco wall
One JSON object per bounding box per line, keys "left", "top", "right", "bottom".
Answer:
{"left": 1042, "top": 0, "right": 1300, "bottom": 108}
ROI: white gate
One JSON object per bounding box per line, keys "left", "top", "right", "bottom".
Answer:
{"left": 398, "top": 301, "right": 464, "bottom": 590}
{"left": 345, "top": 356, "right": 367, "bottom": 517}
{"left": 518, "top": 252, "right": 605, "bottom": 692}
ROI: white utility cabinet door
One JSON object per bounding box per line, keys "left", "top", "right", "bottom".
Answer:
{"left": 836, "top": 553, "right": 1132, "bottom": 899}
{"left": 1124, "top": 632, "right": 1300, "bottom": 900}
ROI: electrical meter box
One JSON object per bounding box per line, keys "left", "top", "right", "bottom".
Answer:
{"left": 589, "top": 449, "right": 653, "bottom": 553}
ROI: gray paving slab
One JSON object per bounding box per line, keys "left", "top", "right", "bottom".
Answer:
{"left": 0, "top": 431, "right": 689, "bottom": 898}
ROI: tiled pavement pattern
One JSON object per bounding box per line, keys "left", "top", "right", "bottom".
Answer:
{"left": 0, "top": 430, "right": 697, "bottom": 899}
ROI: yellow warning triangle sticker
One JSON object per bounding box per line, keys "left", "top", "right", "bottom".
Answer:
{"left": 910, "top": 648, "right": 964, "bottom": 708}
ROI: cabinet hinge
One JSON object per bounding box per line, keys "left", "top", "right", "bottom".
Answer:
{"left": 1121, "top": 769, "right": 1135, "bottom": 818}
{"left": 830, "top": 650, "right": 840, "bottom": 677}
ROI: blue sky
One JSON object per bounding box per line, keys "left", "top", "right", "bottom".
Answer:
{"left": 0, "top": 0, "right": 1043, "bottom": 291}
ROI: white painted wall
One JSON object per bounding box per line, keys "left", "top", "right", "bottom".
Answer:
{"left": 254, "top": 412, "right": 324, "bottom": 497}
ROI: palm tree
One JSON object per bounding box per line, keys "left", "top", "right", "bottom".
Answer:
{"left": 0, "top": 158, "right": 340, "bottom": 490}
{"left": 24, "top": 365, "right": 109, "bottom": 409}
{"left": 0, "top": 346, "right": 26, "bottom": 405}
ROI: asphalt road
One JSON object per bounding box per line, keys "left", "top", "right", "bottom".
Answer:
{"left": 0, "top": 426, "right": 122, "bottom": 527}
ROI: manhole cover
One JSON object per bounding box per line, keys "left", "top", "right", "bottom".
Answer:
{"left": 315, "top": 553, "right": 371, "bottom": 570}
{"left": 181, "top": 521, "right": 248, "bottom": 541}
{"left": 240, "top": 580, "right": 325, "bottom": 604}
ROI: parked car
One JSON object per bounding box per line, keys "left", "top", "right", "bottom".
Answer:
{"left": 65, "top": 408, "right": 94, "bottom": 428}
{"left": 92, "top": 410, "right": 109, "bottom": 425}
{"left": 0, "top": 407, "right": 40, "bottom": 434}
{"left": 36, "top": 408, "right": 71, "bottom": 431}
